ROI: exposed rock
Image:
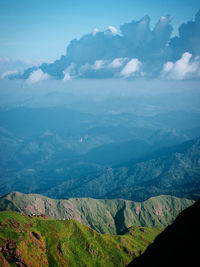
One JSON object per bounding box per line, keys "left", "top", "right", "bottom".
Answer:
{"left": 153, "top": 205, "right": 164, "bottom": 216}
{"left": 136, "top": 206, "right": 141, "bottom": 215}
{"left": 2, "top": 239, "right": 16, "bottom": 262}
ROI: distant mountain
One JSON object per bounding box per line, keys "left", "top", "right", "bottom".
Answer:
{"left": 82, "top": 138, "right": 153, "bottom": 166}
{"left": 106, "top": 137, "right": 200, "bottom": 201}
{"left": 128, "top": 198, "right": 200, "bottom": 267}
{"left": 0, "top": 211, "right": 162, "bottom": 267}
{"left": 1, "top": 107, "right": 199, "bottom": 197}
{"left": 44, "top": 138, "right": 200, "bottom": 201}
{"left": 0, "top": 192, "right": 193, "bottom": 234}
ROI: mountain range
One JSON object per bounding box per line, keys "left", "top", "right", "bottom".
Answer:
{"left": 0, "top": 192, "right": 194, "bottom": 235}
{"left": 0, "top": 6, "right": 200, "bottom": 266}
{"left": 43, "top": 137, "right": 200, "bottom": 201}
{"left": 0, "top": 195, "right": 198, "bottom": 266}
{"left": 0, "top": 107, "right": 200, "bottom": 199}
{"left": 0, "top": 104, "right": 199, "bottom": 267}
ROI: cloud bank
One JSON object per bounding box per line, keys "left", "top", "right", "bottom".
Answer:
{"left": 27, "top": 69, "right": 50, "bottom": 84}
{"left": 120, "top": 59, "right": 141, "bottom": 77}
{"left": 4, "top": 10, "right": 200, "bottom": 81}
{"left": 170, "top": 10, "right": 200, "bottom": 59}
{"left": 162, "top": 52, "right": 200, "bottom": 80}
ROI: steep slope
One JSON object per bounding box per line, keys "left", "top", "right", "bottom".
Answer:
{"left": 108, "top": 137, "right": 200, "bottom": 201}
{"left": 0, "top": 192, "right": 194, "bottom": 234}
{"left": 0, "top": 211, "right": 162, "bottom": 267}
{"left": 44, "top": 138, "right": 200, "bottom": 201}
{"left": 128, "top": 198, "right": 200, "bottom": 267}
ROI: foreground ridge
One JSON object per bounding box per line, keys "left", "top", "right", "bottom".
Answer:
{"left": 0, "top": 211, "right": 161, "bottom": 267}
{"left": 0, "top": 192, "right": 194, "bottom": 234}
{"left": 128, "top": 198, "right": 200, "bottom": 266}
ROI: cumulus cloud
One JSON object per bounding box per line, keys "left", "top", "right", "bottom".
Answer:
{"left": 93, "top": 28, "right": 100, "bottom": 35}
{"left": 9, "top": 10, "right": 200, "bottom": 80}
{"left": 63, "top": 63, "right": 76, "bottom": 81}
{"left": 152, "top": 15, "right": 173, "bottom": 48}
{"left": 120, "top": 58, "right": 141, "bottom": 77}
{"left": 109, "top": 58, "right": 127, "bottom": 68}
{"left": 120, "top": 16, "right": 152, "bottom": 49}
{"left": 170, "top": 10, "right": 200, "bottom": 59}
{"left": 105, "top": 26, "right": 118, "bottom": 35}
{"left": 162, "top": 52, "right": 200, "bottom": 80}
{"left": 63, "top": 72, "right": 71, "bottom": 81}
{"left": 0, "top": 58, "right": 54, "bottom": 80}
{"left": 0, "top": 58, "right": 36, "bottom": 79}
{"left": 93, "top": 60, "right": 107, "bottom": 70}
{"left": 27, "top": 69, "right": 50, "bottom": 84}
{"left": 1, "top": 70, "right": 19, "bottom": 79}
{"left": 45, "top": 13, "right": 174, "bottom": 79}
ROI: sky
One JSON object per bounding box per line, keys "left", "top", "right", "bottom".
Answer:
{"left": 0, "top": 0, "right": 199, "bottom": 61}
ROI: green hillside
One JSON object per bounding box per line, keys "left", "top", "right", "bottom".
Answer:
{"left": 0, "top": 211, "right": 162, "bottom": 267}
{"left": 0, "top": 192, "right": 194, "bottom": 234}
{"left": 128, "top": 199, "right": 200, "bottom": 266}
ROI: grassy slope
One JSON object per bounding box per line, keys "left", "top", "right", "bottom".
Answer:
{"left": 0, "top": 192, "right": 194, "bottom": 234}
{"left": 128, "top": 199, "right": 200, "bottom": 266}
{"left": 0, "top": 211, "right": 162, "bottom": 267}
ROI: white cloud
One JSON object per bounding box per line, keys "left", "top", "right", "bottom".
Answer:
{"left": 63, "top": 72, "right": 71, "bottom": 81}
{"left": 162, "top": 52, "right": 200, "bottom": 80}
{"left": 160, "top": 16, "right": 173, "bottom": 22}
{"left": 10, "top": 12, "right": 200, "bottom": 81}
{"left": 109, "top": 58, "right": 127, "bottom": 68}
{"left": 163, "top": 61, "right": 174, "bottom": 72}
{"left": 93, "top": 28, "right": 99, "bottom": 35}
{"left": 120, "top": 58, "right": 141, "bottom": 77}
{"left": 1, "top": 70, "right": 19, "bottom": 79}
{"left": 63, "top": 63, "right": 75, "bottom": 81}
{"left": 27, "top": 69, "right": 50, "bottom": 84}
{"left": 93, "top": 60, "right": 107, "bottom": 70}
{"left": 105, "top": 26, "right": 118, "bottom": 35}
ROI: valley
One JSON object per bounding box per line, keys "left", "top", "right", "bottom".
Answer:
{"left": 0, "top": 4, "right": 200, "bottom": 266}
{"left": 0, "top": 107, "right": 199, "bottom": 200}
{"left": 42, "top": 137, "right": 200, "bottom": 201}
{"left": 0, "top": 100, "right": 199, "bottom": 267}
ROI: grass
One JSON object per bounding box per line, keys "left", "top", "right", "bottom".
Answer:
{"left": 0, "top": 192, "right": 194, "bottom": 234}
{"left": 0, "top": 211, "right": 162, "bottom": 267}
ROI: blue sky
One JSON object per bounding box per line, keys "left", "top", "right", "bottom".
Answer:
{"left": 0, "top": 0, "right": 199, "bottom": 60}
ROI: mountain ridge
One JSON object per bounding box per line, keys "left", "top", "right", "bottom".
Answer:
{"left": 0, "top": 192, "right": 194, "bottom": 235}
{"left": 128, "top": 198, "right": 200, "bottom": 266}
{"left": 0, "top": 210, "right": 162, "bottom": 267}
{"left": 1, "top": 107, "right": 199, "bottom": 198}
{"left": 43, "top": 137, "right": 200, "bottom": 201}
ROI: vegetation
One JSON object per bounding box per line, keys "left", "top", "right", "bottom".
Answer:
{"left": 128, "top": 198, "right": 200, "bottom": 266}
{"left": 0, "top": 193, "right": 194, "bottom": 234}
{"left": 0, "top": 211, "right": 162, "bottom": 267}
{"left": 1, "top": 107, "right": 199, "bottom": 199}
{"left": 44, "top": 138, "right": 200, "bottom": 201}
